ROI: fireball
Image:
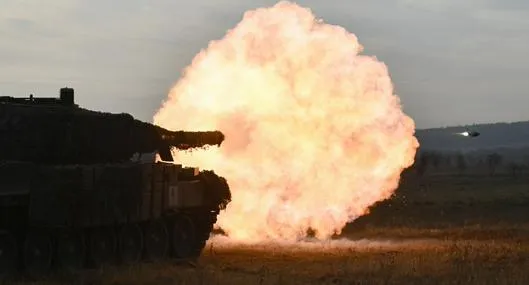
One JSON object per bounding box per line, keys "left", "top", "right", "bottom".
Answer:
{"left": 154, "top": 1, "right": 419, "bottom": 242}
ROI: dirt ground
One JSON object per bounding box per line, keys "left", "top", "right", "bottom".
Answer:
{"left": 8, "top": 173, "right": 529, "bottom": 285}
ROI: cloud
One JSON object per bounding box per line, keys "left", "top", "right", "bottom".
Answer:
{"left": 0, "top": 0, "right": 528, "bottom": 127}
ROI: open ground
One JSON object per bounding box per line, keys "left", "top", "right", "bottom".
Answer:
{"left": 8, "top": 172, "right": 529, "bottom": 285}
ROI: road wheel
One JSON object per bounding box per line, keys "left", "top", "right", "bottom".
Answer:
{"left": 189, "top": 211, "right": 217, "bottom": 257}
{"left": 172, "top": 216, "right": 195, "bottom": 258}
{"left": 89, "top": 227, "right": 117, "bottom": 267}
{"left": 56, "top": 230, "right": 85, "bottom": 271}
{"left": 119, "top": 224, "right": 143, "bottom": 264}
{"left": 0, "top": 231, "right": 18, "bottom": 277}
{"left": 23, "top": 230, "right": 53, "bottom": 276}
{"left": 145, "top": 220, "right": 169, "bottom": 261}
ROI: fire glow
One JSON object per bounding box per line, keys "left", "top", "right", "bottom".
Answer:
{"left": 154, "top": 1, "right": 419, "bottom": 242}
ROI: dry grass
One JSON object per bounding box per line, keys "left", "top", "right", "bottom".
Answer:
{"left": 7, "top": 173, "right": 529, "bottom": 285}
{"left": 11, "top": 238, "right": 529, "bottom": 285}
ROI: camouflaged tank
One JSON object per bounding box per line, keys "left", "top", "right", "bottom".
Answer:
{"left": 0, "top": 88, "right": 231, "bottom": 277}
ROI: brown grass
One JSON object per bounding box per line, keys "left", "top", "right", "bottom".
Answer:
{"left": 8, "top": 173, "right": 529, "bottom": 285}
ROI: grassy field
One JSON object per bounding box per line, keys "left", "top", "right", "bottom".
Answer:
{"left": 8, "top": 173, "right": 529, "bottom": 285}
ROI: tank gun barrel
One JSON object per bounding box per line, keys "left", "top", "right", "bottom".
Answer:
{"left": 154, "top": 127, "right": 225, "bottom": 161}
{"left": 158, "top": 129, "right": 225, "bottom": 149}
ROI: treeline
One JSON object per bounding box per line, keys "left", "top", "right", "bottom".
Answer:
{"left": 403, "top": 147, "right": 529, "bottom": 178}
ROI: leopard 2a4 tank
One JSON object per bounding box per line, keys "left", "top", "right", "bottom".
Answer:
{"left": 0, "top": 88, "right": 231, "bottom": 277}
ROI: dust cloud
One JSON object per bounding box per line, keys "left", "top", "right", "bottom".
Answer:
{"left": 206, "top": 235, "right": 445, "bottom": 253}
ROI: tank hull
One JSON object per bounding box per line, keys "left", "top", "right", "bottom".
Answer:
{"left": 0, "top": 160, "right": 230, "bottom": 277}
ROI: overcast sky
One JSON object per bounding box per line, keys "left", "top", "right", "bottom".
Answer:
{"left": 1, "top": 0, "right": 528, "bottom": 129}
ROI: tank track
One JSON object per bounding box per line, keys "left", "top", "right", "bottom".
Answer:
{"left": 0, "top": 208, "right": 220, "bottom": 279}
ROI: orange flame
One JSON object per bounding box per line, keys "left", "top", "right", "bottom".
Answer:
{"left": 154, "top": 1, "right": 419, "bottom": 242}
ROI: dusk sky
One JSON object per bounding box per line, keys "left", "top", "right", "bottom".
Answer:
{"left": 1, "top": 0, "right": 528, "bottom": 129}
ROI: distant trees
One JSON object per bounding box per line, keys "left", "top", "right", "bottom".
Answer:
{"left": 507, "top": 162, "right": 524, "bottom": 178}
{"left": 402, "top": 144, "right": 529, "bottom": 183}
{"left": 408, "top": 150, "right": 509, "bottom": 177}
{"left": 414, "top": 152, "right": 429, "bottom": 177}
{"left": 412, "top": 151, "right": 444, "bottom": 177}
{"left": 456, "top": 153, "right": 467, "bottom": 174}
{"left": 487, "top": 153, "right": 502, "bottom": 176}
{"left": 430, "top": 152, "right": 442, "bottom": 170}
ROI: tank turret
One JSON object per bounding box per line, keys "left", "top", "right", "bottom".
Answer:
{"left": 0, "top": 87, "right": 225, "bottom": 164}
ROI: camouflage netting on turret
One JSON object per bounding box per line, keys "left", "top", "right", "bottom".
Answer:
{"left": 198, "top": 170, "right": 231, "bottom": 210}
{"left": 0, "top": 101, "right": 224, "bottom": 164}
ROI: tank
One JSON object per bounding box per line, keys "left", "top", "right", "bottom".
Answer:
{"left": 0, "top": 88, "right": 231, "bottom": 277}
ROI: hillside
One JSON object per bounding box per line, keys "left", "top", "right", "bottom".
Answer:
{"left": 414, "top": 121, "right": 529, "bottom": 163}
{"left": 416, "top": 121, "right": 529, "bottom": 151}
